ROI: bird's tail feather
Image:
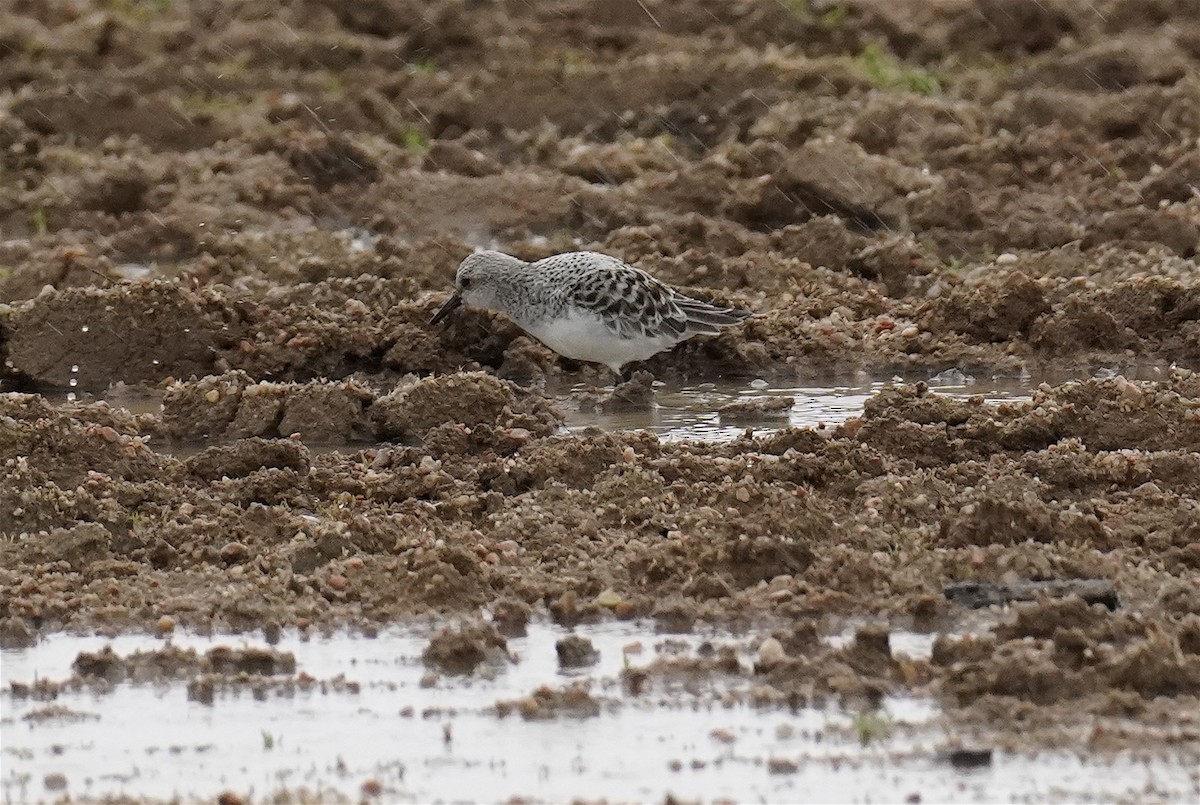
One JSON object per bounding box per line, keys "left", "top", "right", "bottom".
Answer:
{"left": 677, "top": 297, "right": 754, "bottom": 329}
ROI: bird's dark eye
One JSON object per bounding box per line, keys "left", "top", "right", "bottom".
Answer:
{"left": 461, "top": 278, "right": 472, "bottom": 289}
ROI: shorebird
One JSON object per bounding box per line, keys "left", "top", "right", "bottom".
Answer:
{"left": 430, "top": 250, "right": 753, "bottom": 376}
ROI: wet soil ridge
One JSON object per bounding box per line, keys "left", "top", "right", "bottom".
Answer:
{"left": 5, "top": 376, "right": 1200, "bottom": 721}
{"left": 1, "top": 1, "right": 1199, "bottom": 386}
{"left": 8, "top": 255, "right": 1200, "bottom": 387}
{"left": 161, "top": 369, "right": 563, "bottom": 444}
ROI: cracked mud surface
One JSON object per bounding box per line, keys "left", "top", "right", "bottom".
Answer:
{"left": 3, "top": 0, "right": 1200, "bottom": 801}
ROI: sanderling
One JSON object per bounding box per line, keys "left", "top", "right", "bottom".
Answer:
{"left": 430, "top": 250, "right": 754, "bottom": 375}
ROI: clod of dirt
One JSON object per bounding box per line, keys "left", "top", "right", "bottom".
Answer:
{"left": 920, "top": 272, "right": 1050, "bottom": 342}
{"left": 72, "top": 646, "right": 122, "bottom": 679}
{"left": 599, "top": 370, "right": 655, "bottom": 413}
{"left": 930, "top": 634, "right": 997, "bottom": 667}
{"left": 843, "top": 625, "right": 896, "bottom": 677}
{"left": 0, "top": 617, "right": 36, "bottom": 649}
{"left": 766, "top": 757, "right": 800, "bottom": 775}
{"left": 653, "top": 598, "right": 698, "bottom": 634}
{"left": 3, "top": 282, "right": 220, "bottom": 389}
{"left": 719, "top": 396, "right": 794, "bottom": 423}
{"left": 726, "top": 140, "right": 924, "bottom": 232}
{"left": 33, "top": 524, "right": 114, "bottom": 571}
{"left": 164, "top": 373, "right": 376, "bottom": 443}
{"left": 497, "top": 682, "right": 602, "bottom": 720}
{"left": 72, "top": 644, "right": 295, "bottom": 681}
{"left": 285, "top": 131, "right": 380, "bottom": 191}
{"left": 0, "top": 394, "right": 167, "bottom": 512}
{"left": 556, "top": 634, "right": 600, "bottom": 669}
{"left": 186, "top": 438, "right": 310, "bottom": 482}
{"left": 422, "top": 141, "right": 501, "bottom": 177}
{"left": 506, "top": 431, "right": 639, "bottom": 490}
{"left": 1179, "top": 616, "right": 1200, "bottom": 657}
{"left": 946, "top": 748, "right": 994, "bottom": 769}
{"left": 490, "top": 598, "right": 532, "bottom": 637}
{"left": 944, "top": 579, "right": 1119, "bottom": 610}
{"left": 725, "top": 537, "right": 818, "bottom": 588}
{"left": 547, "top": 589, "right": 605, "bottom": 627}
{"left": 422, "top": 621, "right": 508, "bottom": 675}
{"left": 993, "top": 596, "right": 1134, "bottom": 643}
{"left": 370, "top": 372, "right": 563, "bottom": 441}
{"left": 187, "top": 677, "right": 215, "bottom": 705}
{"left": 206, "top": 646, "right": 296, "bottom": 676}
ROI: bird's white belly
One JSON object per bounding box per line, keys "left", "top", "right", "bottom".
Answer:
{"left": 522, "top": 309, "right": 678, "bottom": 370}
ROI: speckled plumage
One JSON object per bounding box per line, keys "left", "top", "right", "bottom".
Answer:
{"left": 430, "top": 250, "right": 754, "bottom": 373}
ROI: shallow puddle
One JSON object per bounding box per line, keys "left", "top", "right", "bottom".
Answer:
{"left": 17, "top": 368, "right": 1042, "bottom": 448}
{"left": 3, "top": 622, "right": 1198, "bottom": 804}
{"left": 20, "top": 366, "right": 1180, "bottom": 448}
{"left": 564, "top": 370, "right": 1037, "bottom": 441}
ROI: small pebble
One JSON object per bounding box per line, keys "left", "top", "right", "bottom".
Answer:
{"left": 595, "top": 588, "right": 623, "bottom": 608}
{"left": 756, "top": 637, "right": 787, "bottom": 669}
{"left": 710, "top": 728, "right": 736, "bottom": 744}
{"left": 219, "top": 542, "right": 249, "bottom": 563}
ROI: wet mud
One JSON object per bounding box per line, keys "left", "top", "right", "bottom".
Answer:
{"left": 3, "top": 0, "right": 1200, "bottom": 800}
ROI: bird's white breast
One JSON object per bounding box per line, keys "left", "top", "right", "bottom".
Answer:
{"left": 522, "top": 308, "right": 678, "bottom": 371}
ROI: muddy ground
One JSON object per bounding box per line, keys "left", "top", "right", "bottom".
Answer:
{"left": 3, "top": 0, "right": 1200, "bottom": 798}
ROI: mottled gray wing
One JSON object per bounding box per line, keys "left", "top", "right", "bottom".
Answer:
{"left": 566, "top": 266, "right": 690, "bottom": 340}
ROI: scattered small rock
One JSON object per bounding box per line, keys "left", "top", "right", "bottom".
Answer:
{"left": 947, "top": 747, "right": 994, "bottom": 769}
{"left": 710, "top": 727, "right": 736, "bottom": 744}
{"left": 594, "top": 588, "right": 624, "bottom": 608}
{"left": 755, "top": 637, "right": 787, "bottom": 670}
{"left": 767, "top": 757, "right": 799, "bottom": 774}
{"left": 556, "top": 634, "right": 599, "bottom": 668}
{"left": 219, "top": 542, "right": 250, "bottom": 564}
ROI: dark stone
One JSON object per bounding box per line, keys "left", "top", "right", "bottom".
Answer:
{"left": 944, "top": 579, "right": 1118, "bottom": 610}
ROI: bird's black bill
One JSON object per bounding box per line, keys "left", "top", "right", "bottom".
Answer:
{"left": 430, "top": 292, "right": 462, "bottom": 325}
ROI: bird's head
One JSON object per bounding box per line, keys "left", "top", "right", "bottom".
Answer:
{"left": 430, "top": 250, "right": 525, "bottom": 325}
